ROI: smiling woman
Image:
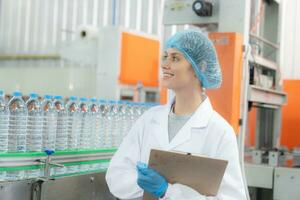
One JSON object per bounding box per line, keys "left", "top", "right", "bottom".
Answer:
{"left": 105, "top": 29, "right": 247, "bottom": 200}
{"left": 161, "top": 49, "right": 198, "bottom": 93}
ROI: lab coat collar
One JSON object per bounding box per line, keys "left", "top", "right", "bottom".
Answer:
{"left": 150, "top": 96, "right": 214, "bottom": 150}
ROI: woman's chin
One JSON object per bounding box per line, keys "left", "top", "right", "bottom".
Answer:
{"left": 161, "top": 80, "right": 172, "bottom": 88}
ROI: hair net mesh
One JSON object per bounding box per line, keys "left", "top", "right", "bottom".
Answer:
{"left": 165, "top": 29, "right": 222, "bottom": 89}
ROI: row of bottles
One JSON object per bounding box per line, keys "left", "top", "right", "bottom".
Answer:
{"left": 0, "top": 90, "right": 157, "bottom": 181}
{"left": 0, "top": 90, "right": 157, "bottom": 153}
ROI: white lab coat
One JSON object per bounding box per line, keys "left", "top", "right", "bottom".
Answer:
{"left": 105, "top": 97, "right": 247, "bottom": 200}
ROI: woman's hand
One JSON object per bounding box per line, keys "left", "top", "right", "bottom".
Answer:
{"left": 136, "top": 162, "right": 168, "bottom": 198}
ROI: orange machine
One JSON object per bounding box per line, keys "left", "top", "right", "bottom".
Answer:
{"left": 95, "top": 27, "right": 161, "bottom": 101}
{"left": 280, "top": 80, "right": 300, "bottom": 150}
{"left": 119, "top": 32, "right": 160, "bottom": 87}
{"left": 207, "top": 32, "right": 244, "bottom": 134}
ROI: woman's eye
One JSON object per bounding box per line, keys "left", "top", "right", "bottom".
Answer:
{"left": 162, "top": 55, "right": 168, "bottom": 61}
{"left": 172, "top": 56, "right": 179, "bottom": 62}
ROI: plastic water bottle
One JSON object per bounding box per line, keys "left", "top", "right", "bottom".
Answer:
{"left": 126, "top": 102, "right": 135, "bottom": 135}
{"left": 89, "top": 98, "right": 101, "bottom": 149}
{"left": 26, "top": 93, "right": 43, "bottom": 152}
{"left": 106, "top": 101, "right": 119, "bottom": 148}
{"left": 25, "top": 93, "right": 43, "bottom": 178}
{"left": 41, "top": 95, "right": 57, "bottom": 151}
{"left": 0, "top": 90, "right": 9, "bottom": 181}
{"left": 124, "top": 102, "right": 135, "bottom": 134}
{"left": 78, "top": 97, "right": 90, "bottom": 150}
{"left": 78, "top": 97, "right": 90, "bottom": 172}
{"left": 65, "top": 96, "right": 81, "bottom": 174}
{"left": 103, "top": 100, "right": 113, "bottom": 148}
{"left": 53, "top": 96, "right": 68, "bottom": 151}
{"left": 8, "top": 91, "right": 28, "bottom": 152}
{"left": 98, "top": 99, "right": 108, "bottom": 148}
{"left": 117, "top": 101, "right": 127, "bottom": 143}
{"left": 66, "top": 96, "right": 81, "bottom": 150}
{"left": 0, "top": 90, "right": 9, "bottom": 152}
{"left": 7, "top": 91, "right": 27, "bottom": 180}
{"left": 133, "top": 102, "right": 143, "bottom": 122}
{"left": 141, "top": 103, "right": 150, "bottom": 114}
{"left": 53, "top": 96, "right": 68, "bottom": 175}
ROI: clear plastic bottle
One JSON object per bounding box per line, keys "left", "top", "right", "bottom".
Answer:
{"left": 0, "top": 90, "right": 9, "bottom": 152}
{"left": 66, "top": 96, "right": 81, "bottom": 150}
{"left": 89, "top": 98, "right": 101, "bottom": 149}
{"left": 129, "top": 102, "right": 139, "bottom": 128}
{"left": 25, "top": 93, "right": 43, "bottom": 179}
{"left": 53, "top": 95, "right": 68, "bottom": 175}
{"left": 53, "top": 95, "right": 68, "bottom": 151}
{"left": 78, "top": 97, "right": 90, "bottom": 150}
{"left": 65, "top": 96, "right": 81, "bottom": 174}
{"left": 0, "top": 90, "right": 9, "bottom": 181}
{"left": 8, "top": 91, "right": 28, "bottom": 152}
{"left": 133, "top": 102, "right": 143, "bottom": 122}
{"left": 122, "top": 101, "right": 133, "bottom": 137}
{"left": 26, "top": 93, "right": 43, "bottom": 152}
{"left": 7, "top": 91, "right": 27, "bottom": 180}
{"left": 41, "top": 95, "right": 57, "bottom": 151}
{"left": 98, "top": 99, "right": 108, "bottom": 148}
{"left": 106, "top": 101, "right": 119, "bottom": 148}
{"left": 78, "top": 97, "right": 90, "bottom": 173}
{"left": 117, "top": 101, "right": 127, "bottom": 145}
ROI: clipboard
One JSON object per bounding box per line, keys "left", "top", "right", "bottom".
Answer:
{"left": 143, "top": 149, "right": 228, "bottom": 200}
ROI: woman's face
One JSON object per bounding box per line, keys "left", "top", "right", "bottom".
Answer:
{"left": 161, "top": 48, "right": 199, "bottom": 91}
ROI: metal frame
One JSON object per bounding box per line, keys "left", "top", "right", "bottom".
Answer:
{"left": 0, "top": 149, "right": 116, "bottom": 200}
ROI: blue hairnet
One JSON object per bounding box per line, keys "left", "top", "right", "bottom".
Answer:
{"left": 165, "top": 29, "right": 222, "bottom": 89}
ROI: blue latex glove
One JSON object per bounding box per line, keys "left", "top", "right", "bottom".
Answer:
{"left": 136, "top": 162, "right": 168, "bottom": 198}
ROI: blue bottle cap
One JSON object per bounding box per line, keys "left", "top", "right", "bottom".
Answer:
{"left": 90, "top": 98, "right": 97, "bottom": 103}
{"left": 69, "top": 96, "right": 77, "bottom": 101}
{"left": 0, "top": 90, "right": 3, "bottom": 96}
{"left": 29, "top": 93, "right": 38, "bottom": 99}
{"left": 108, "top": 100, "right": 116, "bottom": 104}
{"left": 12, "top": 91, "right": 22, "bottom": 97}
{"left": 99, "top": 99, "right": 107, "bottom": 104}
{"left": 80, "top": 97, "right": 88, "bottom": 102}
{"left": 117, "top": 100, "right": 124, "bottom": 104}
{"left": 44, "top": 95, "right": 53, "bottom": 100}
{"left": 54, "top": 95, "right": 63, "bottom": 100}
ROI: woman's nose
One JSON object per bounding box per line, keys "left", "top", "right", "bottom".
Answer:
{"left": 161, "top": 59, "right": 171, "bottom": 69}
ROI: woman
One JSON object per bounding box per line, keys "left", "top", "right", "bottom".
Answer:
{"left": 106, "top": 29, "right": 247, "bottom": 200}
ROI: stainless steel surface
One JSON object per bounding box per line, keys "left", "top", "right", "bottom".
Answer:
{"left": 245, "top": 163, "right": 274, "bottom": 189}
{"left": 248, "top": 54, "right": 278, "bottom": 71}
{"left": 268, "top": 151, "right": 280, "bottom": 167}
{"left": 46, "top": 172, "right": 116, "bottom": 200}
{"left": 0, "top": 172, "right": 116, "bottom": 200}
{"left": 273, "top": 167, "right": 300, "bottom": 200}
{"left": 49, "top": 152, "right": 114, "bottom": 165}
{"left": 268, "top": 151, "right": 285, "bottom": 167}
{"left": 0, "top": 156, "right": 47, "bottom": 167}
{"left": 257, "top": 108, "right": 275, "bottom": 150}
{"left": 249, "top": 34, "right": 279, "bottom": 49}
{"left": 252, "top": 150, "right": 263, "bottom": 164}
{"left": 248, "top": 85, "right": 287, "bottom": 106}
{"left": 0, "top": 180, "right": 33, "bottom": 200}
